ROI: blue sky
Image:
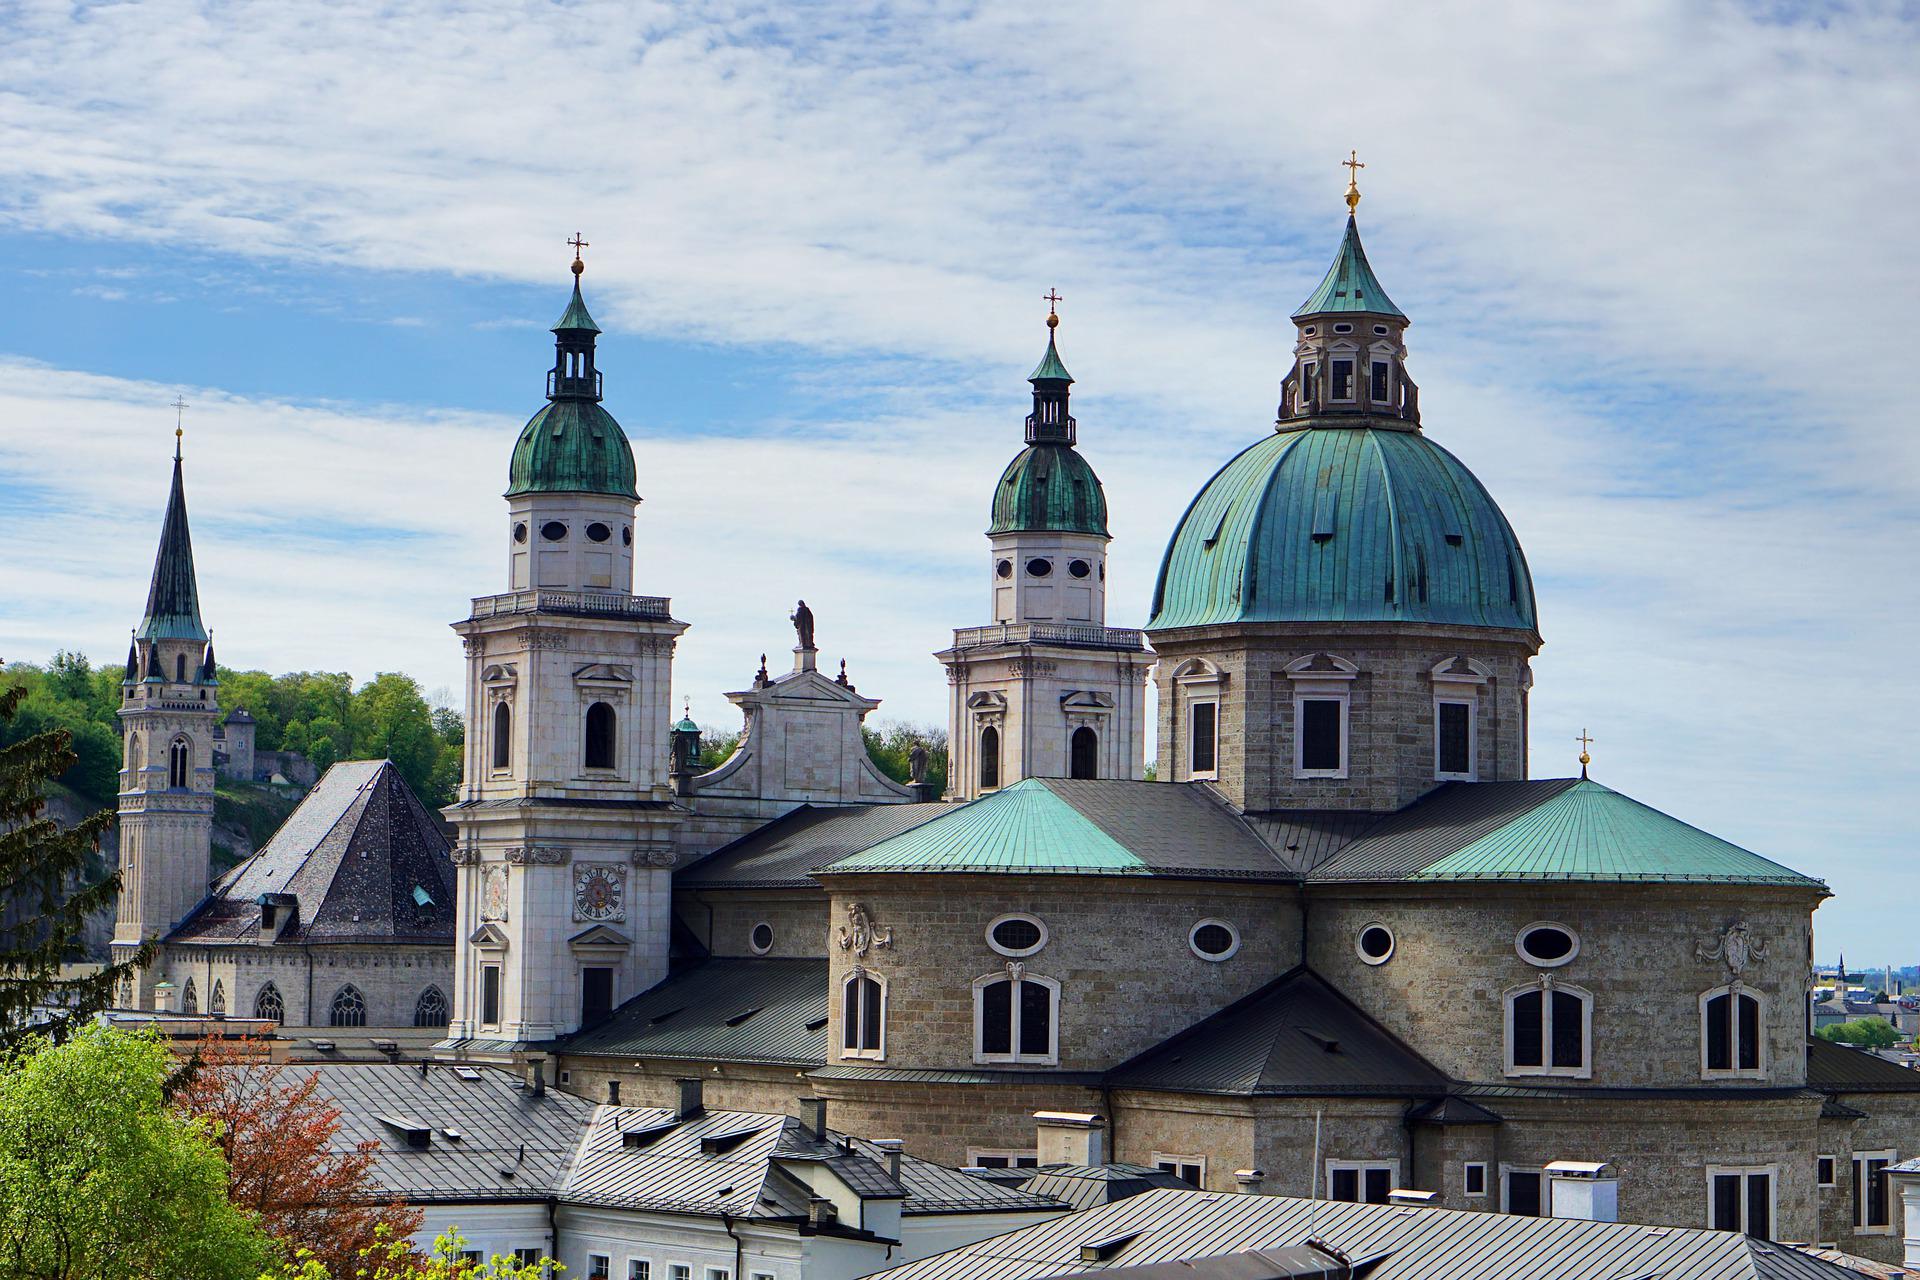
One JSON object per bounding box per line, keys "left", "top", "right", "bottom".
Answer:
{"left": 0, "top": 1, "right": 1915, "bottom": 961}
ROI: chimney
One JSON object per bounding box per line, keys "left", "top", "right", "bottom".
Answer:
{"left": 608, "top": 1080, "right": 621, "bottom": 1105}
{"left": 1233, "top": 1168, "right": 1266, "bottom": 1194}
{"left": 152, "top": 980, "right": 175, "bottom": 1013}
{"left": 1034, "top": 1111, "right": 1106, "bottom": 1167}
{"left": 528, "top": 1059, "right": 546, "bottom": 1098}
{"left": 872, "top": 1137, "right": 904, "bottom": 1181}
{"left": 677, "top": 1077, "right": 704, "bottom": 1120}
{"left": 808, "top": 1197, "right": 838, "bottom": 1229}
{"left": 800, "top": 1096, "right": 828, "bottom": 1141}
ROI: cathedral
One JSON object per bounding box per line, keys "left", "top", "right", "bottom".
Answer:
{"left": 107, "top": 184, "right": 1920, "bottom": 1260}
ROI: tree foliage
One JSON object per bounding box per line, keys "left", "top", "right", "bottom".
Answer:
{"left": 265, "top": 1224, "right": 559, "bottom": 1280}
{"left": 0, "top": 659, "right": 150, "bottom": 1039}
{"left": 863, "top": 720, "right": 948, "bottom": 795}
{"left": 0, "top": 1026, "right": 276, "bottom": 1280}
{"left": 173, "top": 1035, "right": 420, "bottom": 1275}
{"left": 1816, "top": 1016, "right": 1903, "bottom": 1049}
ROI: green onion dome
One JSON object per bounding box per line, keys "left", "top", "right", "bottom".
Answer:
{"left": 989, "top": 443, "right": 1109, "bottom": 537}
{"left": 506, "top": 400, "right": 638, "bottom": 499}
{"left": 1148, "top": 425, "right": 1535, "bottom": 633}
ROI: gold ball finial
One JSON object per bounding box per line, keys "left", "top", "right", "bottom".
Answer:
{"left": 571, "top": 257, "right": 584, "bottom": 277}
{"left": 1046, "top": 312, "right": 1058, "bottom": 330}
{"left": 1043, "top": 287, "right": 1063, "bottom": 329}
{"left": 567, "top": 232, "right": 589, "bottom": 277}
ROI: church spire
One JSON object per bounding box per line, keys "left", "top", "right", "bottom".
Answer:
{"left": 138, "top": 428, "right": 207, "bottom": 643}
{"left": 549, "top": 234, "right": 603, "bottom": 402}
{"left": 1025, "top": 290, "right": 1075, "bottom": 446}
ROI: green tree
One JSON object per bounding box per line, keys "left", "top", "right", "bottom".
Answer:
{"left": 266, "top": 1224, "right": 559, "bottom": 1279}
{"left": 1816, "top": 1016, "right": 1902, "bottom": 1049}
{"left": 862, "top": 721, "right": 948, "bottom": 795}
{"left": 0, "top": 661, "right": 149, "bottom": 1039}
{"left": 354, "top": 674, "right": 439, "bottom": 801}
{"left": 697, "top": 728, "right": 742, "bottom": 770}
{"left": 0, "top": 1026, "right": 276, "bottom": 1280}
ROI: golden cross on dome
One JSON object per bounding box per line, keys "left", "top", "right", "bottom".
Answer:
{"left": 1576, "top": 728, "right": 1594, "bottom": 778}
{"left": 568, "top": 232, "right": 589, "bottom": 276}
{"left": 1343, "top": 150, "right": 1365, "bottom": 213}
{"left": 1043, "top": 288, "right": 1063, "bottom": 329}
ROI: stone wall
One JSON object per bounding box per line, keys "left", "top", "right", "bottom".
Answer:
{"left": 676, "top": 888, "right": 828, "bottom": 959}
{"left": 553, "top": 1058, "right": 802, "bottom": 1116}
{"left": 1814, "top": 1090, "right": 1920, "bottom": 1262}
{"left": 157, "top": 940, "right": 454, "bottom": 1033}
{"left": 809, "top": 1075, "right": 1105, "bottom": 1168}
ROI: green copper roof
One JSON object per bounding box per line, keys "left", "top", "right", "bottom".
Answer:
{"left": 1149, "top": 426, "right": 1534, "bottom": 632}
{"left": 989, "top": 444, "right": 1108, "bottom": 536}
{"left": 673, "top": 715, "right": 699, "bottom": 733}
{"left": 139, "top": 453, "right": 208, "bottom": 642}
{"left": 1293, "top": 216, "right": 1405, "bottom": 320}
{"left": 507, "top": 399, "right": 639, "bottom": 499}
{"left": 553, "top": 282, "right": 601, "bottom": 334}
{"left": 1412, "top": 781, "right": 1823, "bottom": 886}
{"left": 822, "top": 779, "right": 1148, "bottom": 875}
{"left": 1028, "top": 331, "right": 1073, "bottom": 383}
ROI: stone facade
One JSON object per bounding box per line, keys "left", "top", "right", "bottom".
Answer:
{"left": 146, "top": 942, "right": 455, "bottom": 1045}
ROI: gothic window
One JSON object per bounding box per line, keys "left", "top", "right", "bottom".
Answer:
{"left": 413, "top": 986, "right": 449, "bottom": 1027}
{"left": 1370, "top": 360, "right": 1390, "bottom": 402}
{"left": 126, "top": 733, "right": 141, "bottom": 774}
{"left": 1709, "top": 1167, "right": 1774, "bottom": 1237}
{"left": 168, "top": 737, "right": 191, "bottom": 789}
{"left": 584, "top": 702, "right": 616, "bottom": 770}
{"left": 491, "top": 701, "right": 512, "bottom": 771}
{"left": 480, "top": 964, "right": 502, "bottom": 1026}
{"left": 842, "top": 971, "right": 885, "bottom": 1058}
{"left": 1327, "top": 1161, "right": 1397, "bottom": 1205}
{"left": 1702, "top": 986, "right": 1764, "bottom": 1077}
{"left": 210, "top": 980, "right": 226, "bottom": 1015}
{"left": 1854, "top": 1150, "right": 1896, "bottom": 1231}
{"left": 1436, "top": 700, "right": 1474, "bottom": 778}
{"left": 175, "top": 653, "right": 186, "bottom": 682}
{"left": 1188, "top": 702, "right": 1218, "bottom": 775}
{"left": 1069, "top": 727, "right": 1098, "bottom": 780}
{"left": 978, "top": 726, "right": 1000, "bottom": 791}
{"left": 1505, "top": 983, "right": 1591, "bottom": 1077}
{"left": 974, "top": 971, "right": 1059, "bottom": 1065}
{"left": 1295, "top": 696, "right": 1346, "bottom": 776}
{"left": 1331, "top": 359, "right": 1355, "bottom": 401}
{"left": 329, "top": 984, "right": 367, "bottom": 1028}
{"left": 254, "top": 982, "right": 283, "bottom": 1023}
{"left": 182, "top": 978, "right": 198, "bottom": 1015}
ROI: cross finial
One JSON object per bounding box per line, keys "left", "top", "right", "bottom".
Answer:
{"left": 171, "top": 394, "right": 188, "bottom": 459}
{"left": 568, "top": 232, "right": 589, "bottom": 277}
{"left": 1044, "top": 288, "right": 1063, "bottom": 330}
{"left": 1343, "top": 150, "right": 1365, "bottom": 215}
{"left": 1576, "top": 728, "right": 1594, "bottom": 778}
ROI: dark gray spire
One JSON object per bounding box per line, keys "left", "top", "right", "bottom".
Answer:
{"left": 138, "top": 440, "right": 207, "bottom": 642}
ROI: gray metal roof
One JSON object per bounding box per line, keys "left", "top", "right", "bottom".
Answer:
{"left": 1036, "top": 780, "right": 1294, "bottom": 880}
{"left": 1055, "top": 1244, "right": 1385, "bottom": 1280}
{"left": 863, "top": 1187, "right": 1866, "bottom": 1280}
{"left": 239, "top": 1062, "right": 596, "bottom": 1202}
{"left": 678, "top": 803, "right": 951, "bottom": 888}
{"left": 1239, "top": 812, "right": 1379, "bottom": 876}
{"left": 1107, "top": 968, "right": 1448, "bottom": 1097}
{"left": 560, "top": 957, "right": 827, "bottom": 1065}
{"left": 1017, "top": 1164, "right": 1195, "bottom": 1212}
{"left": 1807, "top": 1038, "right": 1920, "bottom": 1093}
{"left": 171, "top": 760, "right": 457, "bottom": 946}
{"left": 1303, "top": 780, "right": 1583, "bottom": 882}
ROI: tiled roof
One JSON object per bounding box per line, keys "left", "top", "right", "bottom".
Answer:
{"left": 169, "top": 760, "right": 457, "bottom": 945}
{"left": 561, "top": 957, "right": 827, "bottom": 1065}
{"left": 1106, "top": 968, "right": 1448, "bottom": 1097}
{"left": 1308, "top": 779, "right": 1824, "bottom": 888}
{"left": 865, "top": 1186, "right": 1864, "bottom": 1280}
{"left": 820, "top": 779, "right": 1286, "bottom": 880}
{"left": 677, "top": 803, "right": 950, "bottom": 889}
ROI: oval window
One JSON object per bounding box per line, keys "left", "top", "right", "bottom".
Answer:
{"left": 1026, "top": 558, "right": 1052, "bottom": 578}
{"left": 1373, "top": 325, "right": 1389, "bottom": 335}
{"left": 1333, "top": 323, "right": 1353, "bottom": 334}
{"left": 1356, "top": 923, "right": 1395, "bottom": 965}
{"left": 986, "top": 913, "right": 1046, "bottom": 957}
{"left": 749, "top": 922, "right": 774, "bottom": 955}
{"left": 1303, "top": 326, "right": 1318, "bottom": 336}
{"left": 1068, "top": 559, "right": 1091, "bottom": 579}
{"left": 1190, "top": 919, "right": 1239, "bottom": 961}
{"left": 1516, "top": 923, "right": 1579, "bottom": 967}
{"left": 541, "top": 521, "right": 568, "bottom": 541}
{"left": 996, "top": 559, "right": 1013, "bottom": 579}
{"left": 586, "top": 522, "right": 611, "bottom": 543}
{"left": 513, "top": 522, "right": 528, "bottom": 544}
{"left": 622, "top": 526, "right": 633, "bottom": 546}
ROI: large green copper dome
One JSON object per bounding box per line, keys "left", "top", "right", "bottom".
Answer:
{"left": 1148, "top": 426, "right": 1535, "bottom": 632}
{"left": 989, "top": 443, "right": 1108, "bottom": 536}
{"left": 507, "top": 400, "right": 638, "bottom": 499}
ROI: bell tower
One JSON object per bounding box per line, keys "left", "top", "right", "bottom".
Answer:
{"left": 112, "top": 427, "right": 218, "bottom": 1006}
{"left": 938, "top": 299, "right": 1152, "bottom": 799}
{"left": 445, "top": 242, "right": 686, "bottom": 1057}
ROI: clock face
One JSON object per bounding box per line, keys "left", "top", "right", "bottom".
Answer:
{"left": 481, "top": 868, "right": 509, "bottom": 921}
{"left": 573, "top": 865, "right": 625, "bottom": 922}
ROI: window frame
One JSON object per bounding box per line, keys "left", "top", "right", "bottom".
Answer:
{"left": 985, "top": 912, "right": 1048, "bottom": 958}
{"left": 967, "top": 1148, "right": 1039, "bottom": 1170}
{"left": 1706, "top": 1164, "right": 1777, "bottom": 1238}
{"left": 626, "top": 1258, "right": 651, "bottom": 1280}
{"left": 973, "top": 971, "right": 1061, "bottom": 1066}
{"left": 1699, "top": 984, "right": 1767, "bottom": 1080}
{"left": 1501, "top": 1165, "right": 1545, "bottom": 1216}
{"left": 480, "top": 963, "right": 502, "bottom": 1028}
{"left": 490, "top": 699, "right": 513, "bottom": 773}
{"left": 978, "top": 723, "right": 1001, "bottom": 791}
{"left": 587, "top": 1255, "right": 611, "bottom": 1280}
{"left": 1325, "top": 1159, "right": 1400, "bottom": 1205}
{"left": 1434, "top": 698, "right": 1477, "bottom": 781}
{"left": 1330, "top": 358, "right": 1356, "bottom": 403}
{"left": 1514, "top": 922, "right": 1581, "bottom": 969}
{"left": 1069, "top": 725, "right": 1099, "bottom": 780}
{"left": 1153, "top": 1153, "right": 1207, "bottom": 1187}
{"left": 1369, "top": 358, "right": 1391, "bottom": 404}
{"left": 1188, "top": 700, "right": 1219, "bottom": 778}
{"left": 841, "top": 968, "right": 887, "bottom": 1060}
{"left": 1188, "top": 919, "right": 1240, "bottom": 963}
{"left": 1853, "top": 1149, "right": 1896, "bottom": 1233}
{"left": 1293, "top": 694, "right": 1349, "bottom": 778}
{"left": 1817, "top": 1154, "right": 1837, "bottom": 1189}
{"left": 1356, "top": 922, "right": 1396, "bottom": 966}
{"left": 748, "top": 921, "right": 775, "bottom": 956}
{"left": 254, "top": 982, "right": 284, "bottom": 1023}
{"left": 329, "top": 984, "right": 367, "bottom": 1028}
{"left": 169, "top": 736, "right": 192, "bottom": 789}
{"left": 583, "top": 700, "right": 618, "bottom": 771}
{"left": 413, "top": 985, "right": 449, "bottom": 1028}
{"left": 1503, "top": 981, "right": 1593, "bottom": 1079}
{"left": 1463, "top": 1161, "right": 1489, "bottom": 1198}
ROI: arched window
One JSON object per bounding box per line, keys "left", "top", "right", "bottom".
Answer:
{"left": 584, "top": 702, "right": 616, "bottom": 770}
{"left": 210, "top": 980, "right": 226, "bottom": 1015}
{"left": 168, "top": 737, "right": 191, "bottom": 789}
{"left": 1069, "top": 727, "right": 1098, "bottom": 780}
{"left": 1505, "top": 982, "right": 1591, "bottom": 1078}
{"left": 182, "top": 977, "right": 198, "bottom": 1015}
{"left": 126, "top": 733, "right": 141, "bottom": 775}
{"left": 979, "top": 726, "right": 1000, "bottom": 791}
{"left": 491, "top": 701, "right": 512, "bottom": 771}
{"left": 1702, "top": 986, "right": 1765, "bottom": 1078}
{"left": 329, "top": 984, "right": 367, "bottom": 1028}
{"left": 842, "top": 970, "right": 885, "bottom": 1059}
{"left": 175, "top": 652, "right": 186, "bottom": 682}
{"left": 413, "top": 986, "right": 449, "bottom": 1028}
{"left": 254, "top": 983, "right": 283, "bottom": 1023}
{"left": 974, "top": 971, "right": 1060, "bottom": 1065}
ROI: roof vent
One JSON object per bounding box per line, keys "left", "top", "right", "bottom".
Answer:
{"left": 376, "top": 1114, "right": 432, "bottom": 1150}
{"left": 453, "top": 1066, "right": 482, "bottom": 1081}
{"left": 724, "top": 1007, "right": 763, "bottom": 1027}
{"left": 1387, "top": 1188, "right": 1438, "bottom": 1206}
{"left": 622, "top": 1119, "right": 678, "bottom": 1150}
{"left": 805, "top": 1015, "right": 829, "bottom": 1032}
{"left": 1080, "top": 1230, "right": 1143, "bottom": 1264}
{"left": 1298, "top": 1026, "right": 1341, "bottom": 1053}
{"left": 701, "top": 1127, "right": 759, "bottom": 1156}
{"left": 412, "top": 885, "right": 434, "bottom": 907}
{"left": 648, "top": 1007, "right": 684, "bottom": 1026}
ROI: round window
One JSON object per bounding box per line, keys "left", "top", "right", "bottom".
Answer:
{"left": 1356, "top": 923, "right": 1395, "bottom": 966}
{"left": 540, "top": 521, "right": 568, "bottom": 542}
{"left": 512, "top": 522, "right": 528, "bottom": 544}
{"left": 996, "top": 559, "right": 1013, "bottom": 579}
{"left": 1026, "top": 558, "right": 1053, "bottom": 578}
{"left": 586, "top": 522, "right": 611, "bottom": 543}
{"left": 1516, "top": 923, "right": 1579, "bottom": 968}
{"left": 749, "top": 922, "right": 774, "bottom": 955}
{"left": 622, "top": 526, "right": 633, "bottom": 546}
{"left": 986, "top": 913, "right": 1047, "bottom": 957}
{"left": 1068, "top": 559, "right": 1091, "bottom": 579}
{"left": 1304, "top": 326, "right": 1318, "bottom": 336}
{"left": 1189, "top": 919, "right": 1240, "bottom": 961}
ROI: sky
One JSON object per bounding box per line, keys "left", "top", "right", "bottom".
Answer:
{"left": 0, "top": 1, "right": 1914, "bottom": 962}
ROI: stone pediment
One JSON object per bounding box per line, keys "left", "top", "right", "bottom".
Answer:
{"left": 568, "top": 924, "right": 633, "bottom": 949}
{"left": 967, "top": 690, "right": 1009, "bottom": 711}
{"left": 468, "top": 922, "right": 511, "bottom": 950}
{"left": 573, "top": 663, "right": 634, "bottom": 683}
{"left": 1060, "top": 690, "right": 1115, "bottom": 709}
{"left": 727, "top": 666, "right": 881, "bottom": 715}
